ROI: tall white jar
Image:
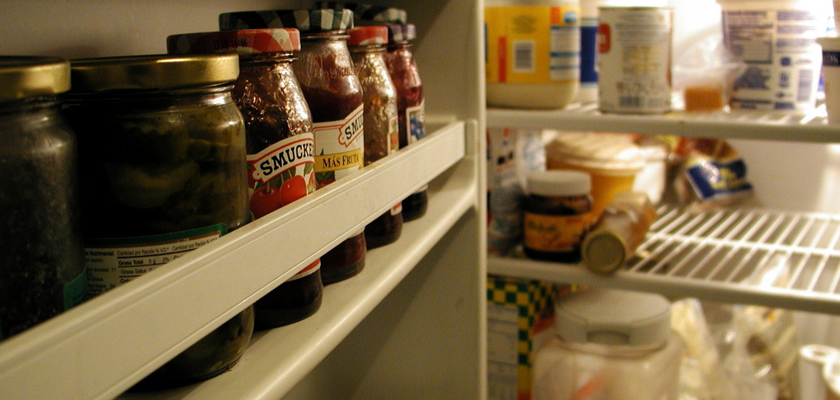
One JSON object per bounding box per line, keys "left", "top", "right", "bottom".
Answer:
{"left": 485, "top": 0, "right": 581, "bottom": 109}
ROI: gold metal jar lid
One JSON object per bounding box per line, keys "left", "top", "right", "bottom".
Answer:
{"left": 0, "top": 56, "right": 71, "bottom": 102}
{"left": 69, "top": 53, "right": 239, "bottom": 92}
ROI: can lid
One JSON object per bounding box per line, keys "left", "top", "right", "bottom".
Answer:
{"left": 0, "top": 56, "right": 70, "bottom": 101}
{"left": 69, "top": 54, "right": 239, "bottom": 92}
{"left": 167, "top": 28, "right": 301, "bottom": 56}
{"left": 555, "top": 288, "right": 671, "bottom": 347}
{"left": 220, "top": 9, "right": 355, "bottom": 32}
{"left": 526, "top": 170, "right": 591, "bottom": 197}
{"left": 581, "top": 230, "right": 627, "bottom": 274}
{"left": 315, "top": 2, "right": 408, "bottom": 24}
{"left": 387, "top": 24, "right": 416, "bottom": 43}
{"left": 347, "top": 26, "right": 389, "bottom": 46}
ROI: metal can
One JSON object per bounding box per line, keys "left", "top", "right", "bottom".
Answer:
{"left": 597, "top": 7, "right": 673, "bottom": 114}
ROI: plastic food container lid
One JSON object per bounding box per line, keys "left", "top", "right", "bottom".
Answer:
{"left": 546, "top": 133, "right": 645, "bottom": 173}
{"left": 527, "top": 170, "right": 591, "bottom": 197}
{"left": 315, "top": 2, "right": 408, "bottom": 24}
{"left": 347, "top": 26, "right": 388, "bottom": 46}
{"left": 555, "top": 288, "right": 671, "bottom": 347}
{"left": 0, "top": 56, "right": 70, "bottom": 101}
{"left": 167, "top": 28, "right": 301, "bottom": 56}
{"left": 220, "top": 9, "right": 355, "bottom": 32}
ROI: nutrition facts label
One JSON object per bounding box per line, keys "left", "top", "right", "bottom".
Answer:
{"left": 85, "top": 225, "right": 225, "bottom": 297}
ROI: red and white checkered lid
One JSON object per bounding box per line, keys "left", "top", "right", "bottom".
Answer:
{"left": 347, "top": 26, "right": 388, "bottom": 47}
{"left": 167, "top": 28, "right": 301, "bottom": 55}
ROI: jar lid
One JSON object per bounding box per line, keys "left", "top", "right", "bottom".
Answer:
{"left": 347, "top": 26, "right": 388, "bottom": 46}
{"left": 220, "top": 9, "right": 355, "bottom": 32}
{"left": 315, "top": 2, "right": 408, "bottom": 24}
{"left": 546, "top": 132, "right": 645, "bottom": 173}
{"left": 555, "top": 288, "right": 672, "bottom": 347}
{"left": 387, "top": 24, "right": 417, "bottom": 43}
{"left": 0, "top": 56, "right": 70, "bottom": 101}
{"left": 526, "top": 170, "right": 591, "bottom": 197}
{"left": 68, "top": 54, "right": 239, "bottom": 92}
{"left": 167, "top": 28, "right": 301, "bottom": 56}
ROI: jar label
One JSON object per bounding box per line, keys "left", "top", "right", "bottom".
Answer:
{"left": 313, "top": 104, "right": 365, "bottom": 188}
{"left": 389, "top": 114, "right": 399, "bottom": 154}
{"left": 405, "top": 100, "right": 425, "bottom": 144}
{"left": 64, "top": 270, "right": 88, "bottom": 310}
{"left": 485, "top": 5, "right": 581, "bottom": 84}
{"left": 84, "top": 225, "right": 226, "bottom": 298}
{"left": 523, "top": 212, "right": 588, "bottom": 252}
{"left": 247, "top": 133, "right": 316, "bottom": 219}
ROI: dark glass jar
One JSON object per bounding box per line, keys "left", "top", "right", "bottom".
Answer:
{"left": 0, "top": 57, "right": 87, "bottom": 340}
{"left": 385, "top": 23, "right": 429, "bottom": 222}
{"left": 167, "top": 28, "right": 323, "bottom": 329}
{"left": 349, "top": 26, "right": 403, "bottom": 249}
{"left": 63, "top": 54, "right": 254, "bottom": 389}
{"left": 221, "top": 9, "right": 367, "bottom": 285}
{"left": 522, "top": 170, "right": 593, "bottom": 263}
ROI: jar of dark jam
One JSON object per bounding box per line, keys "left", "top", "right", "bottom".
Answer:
{"left": 63, "top": 54, "right": 254, "bottom": 389}
{"left": 348, "top": 26, "right": 403, "bottom": 249}
{"left": 522, "top": 170, "right": 593, "bottom": 263}
{"left": 221, "top": 8, "right": 367, "bottom": 285}
{"left": 0, "top": 57, "right": 87, "bottom": 340}
{"left": 384, "top": 23, "right": 429, "bottom": 222}
{"left": 167, "top": 28, "right": 322, "bottom": 329}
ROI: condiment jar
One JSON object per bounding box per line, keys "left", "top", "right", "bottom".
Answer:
{"left": 523, "top": 170, "right": 592, "bottom": 263}
{"left": 222, "top": 8, "right": 367, "bottom": 285}
{"left": 63, "top": 54, "right": 254, "bottom": 389}
{"left": 166, "top": 28, "right": 323, "bottom": 329}
{"left": 581, "top": 191, "right": 657, "bottom": 274}
{"left": 348, "top": 25, "right": 403, "bottom": 249}
{"left": 0, "top": 57, "right": 87, "bottom": 340}
{"left": 385, "top": 23, "right": 429, "bottom": 222}
{"left": 532, "top": 288, "right": 684, "bottom": 400}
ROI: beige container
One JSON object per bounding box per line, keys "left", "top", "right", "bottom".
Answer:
{"left": 546, "top": 133, "right": 644, "bottom": 220}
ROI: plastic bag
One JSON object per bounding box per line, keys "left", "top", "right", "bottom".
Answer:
{"left": 672, "top": 33, "right": 745, "bottom": 112}
{"left": 669, "top": 138, "right": 754, "bottom": 212}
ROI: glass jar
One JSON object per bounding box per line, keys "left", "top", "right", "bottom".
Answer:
{"left": 0, "top": 57, "right": 87, "bottom": 340}
{"left": 167, "top": 28, "right": 322, "bottom": 329}
{"left": 385, "top": 23, "right": 429, "bottom": 222}
{"left": 349, "top": 26, "right": 403, "bottom": 249}
{"left": 63, "top": 54, "right": 254, "bottom": 389}
{"left": 221, "top": 8, "right": 367, "bottom": 285}
{"left": 522, "top": 170, "right": 593, "bottom": 263}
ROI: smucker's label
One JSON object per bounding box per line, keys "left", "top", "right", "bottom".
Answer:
{"left": 314, "top": 104, "right": 364, "bottom": 187}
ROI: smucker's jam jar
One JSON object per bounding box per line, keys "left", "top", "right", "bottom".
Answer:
{"left": 0, "top": 57, "right": 87, "bottom": 340}
{"left": 385, "top": 23, "right": 429, "bottom": 222}
{"left": 63, "top": 54, "right": 254, "bottom": 389}
{"left": 167, "top": 28, "right": 322, "bottom": 329}
{"left": 221, "top": 8, "right": 367, "bottom": 285}
{"left": 348, "top": 25, "right": 403, "bottom": 249}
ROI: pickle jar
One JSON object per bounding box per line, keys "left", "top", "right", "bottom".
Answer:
{"left": 0, "top": 57, "right": 87, "bottom": 340}
{"left": 62, "top": 54, "right": 254, "bottom": 389}
{"left": 167, "top": 28, "right": 322, "bottom": 329}
{"left": 348, "top": 25, "right": 403, "bottom": 249}
{"left": 221, "top": 8, "right": 367, "bottom": 285}
{"left": 385, "top": 23, "right": 429, "bottom": 221}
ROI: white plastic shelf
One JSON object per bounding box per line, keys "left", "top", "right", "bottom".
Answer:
{"left": 487, "top": 102, "right": 840, "bottom": 142}
{"left": 488, "top": 206, "right": 840, "bottom": 315}
{"left": 0, "top": 121, "right": 474, "bottom": 400}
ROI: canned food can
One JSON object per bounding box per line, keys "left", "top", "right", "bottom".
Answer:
{"left": 597, "top": 7, "right": 673, "bottom": 114}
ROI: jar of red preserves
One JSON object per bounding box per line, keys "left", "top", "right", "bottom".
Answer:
{"left": 221, "top": 8, "right": 367, "bottom": 285}
{"left": 167, "top": 28, "right": 323, "bottom": 329}
{"left": 63, "top": 54, "right": 254, "bottom": 389}
{"left": 348, "top": 25, "right": 403, "bottom": 249}
{"left": 385, "top": 23, "right": 429, "bottom": 221}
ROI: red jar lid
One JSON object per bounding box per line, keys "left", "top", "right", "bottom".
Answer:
{"left": 167, "top": 28, "right": 301, "bottom": 55}
{"left": 347, "top": 26, "right": 388, "bottom": 47}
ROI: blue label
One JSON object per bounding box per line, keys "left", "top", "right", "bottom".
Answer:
{"left": 580, "top": 19, "right": 598, "bottom": 85}
{"left": 685, "top": 158, "right": 753, "bottom": 201}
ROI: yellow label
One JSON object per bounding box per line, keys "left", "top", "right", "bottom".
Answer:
{"left": 523, "top": 212, "right": 588, "bottom": 252}
{"left": 485, "top": 5, "right": 580, "bottom": 84}
{"left": 315, "top": 148, "right": 363, "bottom": 172}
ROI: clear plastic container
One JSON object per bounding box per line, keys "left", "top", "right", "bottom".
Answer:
{"left": 533, "top": 288, "right": 684, "bottom": 400}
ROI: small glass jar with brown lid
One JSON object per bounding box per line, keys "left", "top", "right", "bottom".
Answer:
{"left": 523, "top": 170, "right": 593, "bottom": 263}
{"left": 348, "top": 25, "right": 403, "bottom": 249}
{"left": 167, "top": 28, "right": 322, "bottom": 329}
{"left": 221, "top": 8, "right": 367, "bottom": 285}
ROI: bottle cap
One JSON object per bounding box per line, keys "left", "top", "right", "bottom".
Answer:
{"left": 220, "top": 9, "right": 355, "bottom": 32}
{"left": 347, "top": 26, "right": 388, "bottom": 46}
{"left": 68, "top": 54, "right": 239, "bottom": 92}
{"left": 0, "top": 56, "right": 70, "bottom": 101}
{"left": 167, "top": 28, "right": 301, "bottom": 55}
{"left": 526, "top": 170, "right": 591, "bottom": 197}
